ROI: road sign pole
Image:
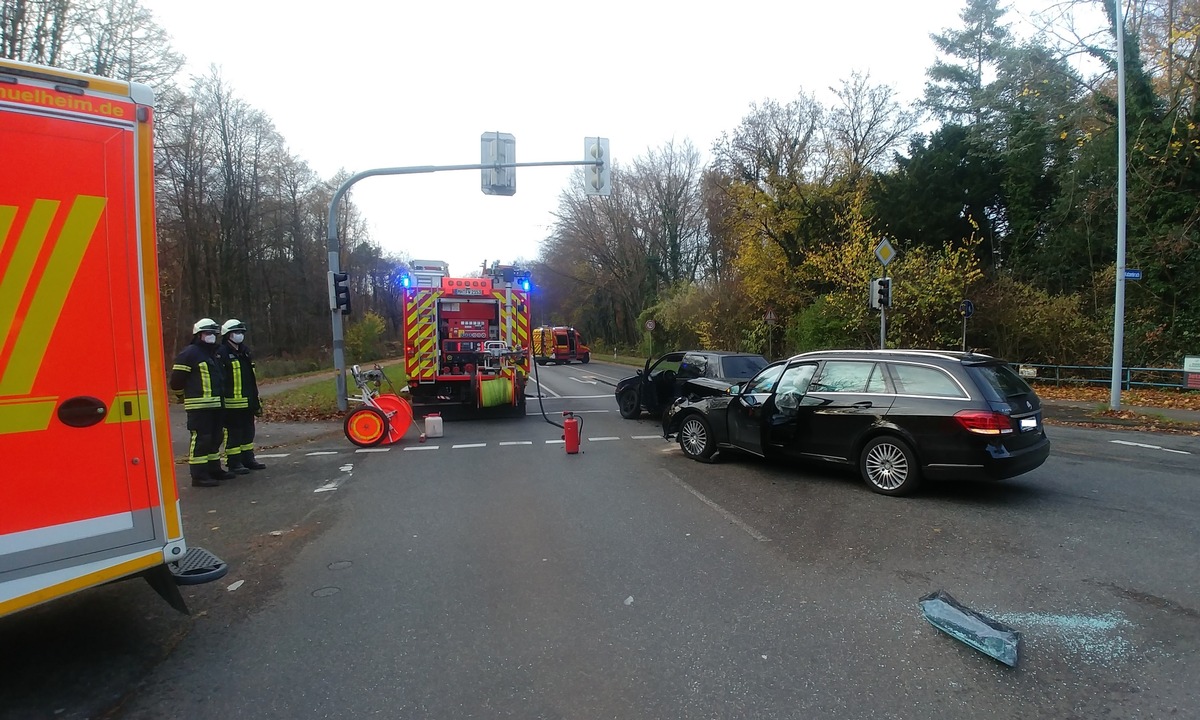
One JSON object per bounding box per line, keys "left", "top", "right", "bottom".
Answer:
{"left": 962, "top": 315, "right": 967, "bottom": 352}
{"left": 873, "top": 239, "right": 896, "bottom": 350}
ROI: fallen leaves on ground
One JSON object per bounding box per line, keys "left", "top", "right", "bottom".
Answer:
{"left": 1033, "top": 383, "right": 1200, "bottom": 410}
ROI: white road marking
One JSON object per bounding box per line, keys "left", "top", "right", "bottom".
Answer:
{"left": 661, "top": 469, "right": 769, "bottom": 542}
{"left": 527, "top": 379, "right": 561, "bottom": 398}
{"left": 306, "top": 451, "right": 339, "bottom": 456}
{"left": 526, "top": 395, "right": 614, "bottom": 401}
{"left": 404, "top": 445, "right": 439, "bottom": 451}
{"left": 588, "top": 436, "right": 620, "bottom": 441}
{"left": 499, "top": 441, "right": 533, "bottom": 446}
{"left": 631, "top": 435, "right": 662, "bottom": 440}
{"left": 452, "top": 443, "right": 486, "bottom": 449}
{"left": 355, "top": 448, "right": 390, "bottom": 453}
{"left": 546, "top": 439, "right": 565, "bottom": 444}
{"left": 315, "top": 463, "right": 354, "bottom": 493}
{"left": 256, "top": 453, "right": 290, "bottom": 458}
{"left": 1111, "top": 440, "right": 1161, "bottom": 450}
{"left": 1110, "top": 439, "right": 1191, "bottom": 455}
{"left": 569, "top": 377, "right": 598, "bottom": 385}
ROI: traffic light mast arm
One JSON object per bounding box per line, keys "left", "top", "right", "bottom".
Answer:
{"left": 324, "top": 156, "right": 608, "bottom": 412}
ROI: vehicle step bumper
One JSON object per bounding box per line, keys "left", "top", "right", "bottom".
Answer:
{"left": 169, "top": 546, "right": 229, "bottom": 585}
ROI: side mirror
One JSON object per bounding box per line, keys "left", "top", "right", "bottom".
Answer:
{"left": 726, "top": 383, "right": 742, "bottom": 395}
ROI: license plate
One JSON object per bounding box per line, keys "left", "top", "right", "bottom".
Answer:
{"left": 1020, "top": 416, "right": 1038, "bottom": 432}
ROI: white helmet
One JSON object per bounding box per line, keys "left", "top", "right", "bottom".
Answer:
{"left": 192, "top": 318, "right": 219, "bottom": 335}
{"left": 221, "top": 318, "right": 246, "bottom": 336}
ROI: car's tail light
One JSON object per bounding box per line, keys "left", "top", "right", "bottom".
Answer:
{"left": 954, "top": 410, "right": 1014, "bottom": 435}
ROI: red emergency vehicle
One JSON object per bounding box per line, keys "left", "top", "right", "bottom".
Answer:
{"left": 401, "top": 259, "right": 531, "bottom": 416}
{"left": 0, "top": 58, "right": 226, "bottom": 619}
{"left": 532, "top": 326, "right": 591, "bottom": 365}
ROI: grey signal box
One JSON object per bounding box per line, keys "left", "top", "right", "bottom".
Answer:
{"left": 481, "top": 132, "right": 516, "bottom": 196}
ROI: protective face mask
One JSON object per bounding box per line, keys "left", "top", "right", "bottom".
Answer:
{"left": 202, "top": 334, "right": 217, "bottom": 344}
{"left": 230, "top": 333, "right": 245, "bottom": 344}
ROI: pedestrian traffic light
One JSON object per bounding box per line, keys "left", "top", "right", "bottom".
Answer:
{"left": 876, "top": 277, "right": 892, "bottom": 309}
{"left": 584, "top": 137, "right": 611, "bottom": 196}
{"left": 332, "top": 271, "right": 351, "bottom": 315}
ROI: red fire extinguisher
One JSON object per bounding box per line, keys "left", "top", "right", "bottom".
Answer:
{"left": 563, "top": 411, "right": 581, "bottom": 454}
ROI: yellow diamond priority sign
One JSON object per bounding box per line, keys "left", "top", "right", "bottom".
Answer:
{"left": 874, "top": 238, "right": 897, "bottom": 266}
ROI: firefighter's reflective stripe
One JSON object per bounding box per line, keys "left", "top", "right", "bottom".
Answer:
{"left": 224, "top": 359, "right": 249, "bottom": 408}
{"left": 183, "top": 364, "right": 220, "bottom": 410}
{"left": 0, "top": 397, "right": 56, "bottom": 434}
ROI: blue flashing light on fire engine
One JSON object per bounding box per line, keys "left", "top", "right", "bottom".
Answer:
{"left": 400, "top": 273, "right": 411, "bottom": 288}
{"left": 521, "top": 278, "right": 530, "bottom": 292}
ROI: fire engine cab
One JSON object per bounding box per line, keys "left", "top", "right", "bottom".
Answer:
{"left": 401, "top": 260, "right": 531, "bottom": 416}
{"left": 0, "top": 58, "right": 226, "bottom": 619}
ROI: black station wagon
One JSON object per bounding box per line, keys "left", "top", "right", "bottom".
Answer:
{"left": 662, "top": 349, "right": 1051, "bottom": 496}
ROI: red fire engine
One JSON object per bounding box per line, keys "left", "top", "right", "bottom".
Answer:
{"left": 401, "top": 260, "right": 531, "bottom": 416}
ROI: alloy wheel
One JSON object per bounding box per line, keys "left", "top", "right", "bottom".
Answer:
{"left": 864, "top": 440, "right": 909, "bottom": 491}
{"left": 681, "top": 417, "right": 708, "bottom": 458}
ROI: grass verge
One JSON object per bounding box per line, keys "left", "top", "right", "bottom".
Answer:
{"left": 262, "top": 362, "right": 407, "bottom": 422}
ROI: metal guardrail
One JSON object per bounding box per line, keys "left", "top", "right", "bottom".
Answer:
{"left": 1017, "top": 363, "right": 1187, "bottom": 390}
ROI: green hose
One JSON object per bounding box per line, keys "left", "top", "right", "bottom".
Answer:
{"left": 479, "top": 377, "right": 514, "bottom": 407}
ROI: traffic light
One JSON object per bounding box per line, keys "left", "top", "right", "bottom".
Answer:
{"left": 584, "top": 137, "right": 611, "bottom": 196}
{"left": 869, "top": 278, "right": 892, "bottom": 310}
{"left": 331, "top": 271, "right": 351, "bottom": 315}
{"left": 876, "top": 277, "right": 892, "bottom": 309}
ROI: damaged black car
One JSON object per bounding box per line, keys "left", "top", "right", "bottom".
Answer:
{"left": 615, "top": 350, "right": 768, "bottom": 420}
{"left": 662, "top": 349, "right": 1051, "bottom": 496}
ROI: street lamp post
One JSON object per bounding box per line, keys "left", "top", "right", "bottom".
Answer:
{"left": 1109, "top": 0, "right": 1129, "bottom": 411}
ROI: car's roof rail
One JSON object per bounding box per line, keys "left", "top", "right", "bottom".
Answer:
{"left": 787, "top": 349, "right": 997, "bottom": 363}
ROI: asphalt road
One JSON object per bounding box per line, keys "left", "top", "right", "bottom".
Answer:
{"left": 2, "top": 359, "right": 1198, "bottom": 719}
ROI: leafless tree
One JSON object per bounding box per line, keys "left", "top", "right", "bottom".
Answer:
{"left": 826, "top": 71, "right": 921, "bottom": 186}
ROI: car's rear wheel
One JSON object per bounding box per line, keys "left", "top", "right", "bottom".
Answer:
{"left": 617, "top": 390, "right": 640, "bottom": 419}
{"left": 678, "top": 414, "right": 716, "bottom": 461}
{"left": 859, "top": 435, "right": 920, "bottom": 496}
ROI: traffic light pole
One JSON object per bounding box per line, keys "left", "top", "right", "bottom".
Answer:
{"left": 879, "top": 270, "right": 887, "bottom": 350}
{"left": 326, "top": 159, "right": 602, "bottom": 411}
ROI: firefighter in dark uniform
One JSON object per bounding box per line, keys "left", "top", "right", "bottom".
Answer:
{"left": 170, "top": 318, "right": 235, "bottom": 487}
{"left": 216, "top": 318, "right": 266, "bottom": 473}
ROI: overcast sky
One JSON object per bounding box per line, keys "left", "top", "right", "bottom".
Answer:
{"left": 141, "top": 0, "right": 1102, "bottom": 279}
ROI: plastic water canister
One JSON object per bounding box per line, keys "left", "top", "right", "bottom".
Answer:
{"left": 424, "top": 415, "right": 444, "bottom": 438}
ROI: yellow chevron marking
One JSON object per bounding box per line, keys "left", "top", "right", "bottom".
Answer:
{"left": 0, "top": 196, "right": 106, "bottom": 396}
{"left": 0, "top": 396, "right": 56, "bottom": 435}
{"left": 0, "top": 200, "right": 60, "bottom": 369}
{"left": 0, "top": 205, "right": 16, "bottom": 259}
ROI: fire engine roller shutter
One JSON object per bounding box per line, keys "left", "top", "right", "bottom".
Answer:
{"left": 0, "top": 102, "right": 158, "bottom": 579}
